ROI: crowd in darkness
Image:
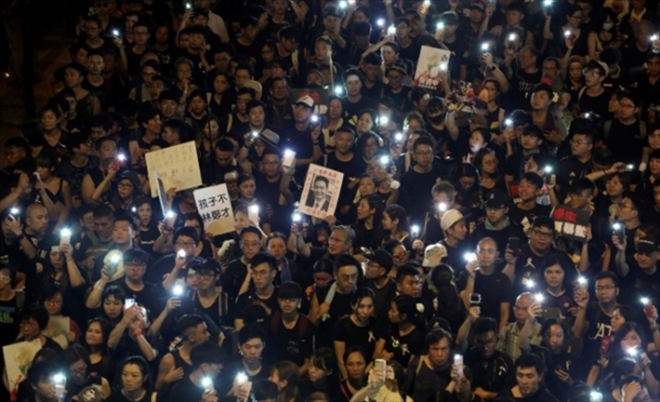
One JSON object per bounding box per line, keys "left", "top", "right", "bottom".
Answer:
{"left": 2, "top": 0, "right": 660, "bottom": 401}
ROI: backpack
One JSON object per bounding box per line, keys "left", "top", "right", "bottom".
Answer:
{"left": 270, "top": 311, "right": 309, "bottom": 339}
{"left": 603, "top": 119, "right": 646, "bottom": 142}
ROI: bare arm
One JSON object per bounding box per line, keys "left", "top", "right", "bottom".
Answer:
{"left": 334, "top": 340, "right": 348, "bottom": 380}
{"left": 499, "top": 303, "right": 510, "bottom": 333}
{"left": 543, "top": 16, "right": 553, "bottom": 40}
{"left": 445, "top": 110, "right": 459, "bottom": 142}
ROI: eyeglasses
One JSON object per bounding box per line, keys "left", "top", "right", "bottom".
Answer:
{"left": 118, "top": 182, "right": 134, "bottom": 189}
{"left": 570, "top": 138, "right": 590, "bottom": 146}
{"left": 193, "top": 271, "right": 215, "bottom": 279}
{"left": 583, "top": 69, "right": 601, "bottom": 77}
{"left": 532, "top": 229, "right": 553, "bottom": 239}
{"left": 125, "top": 263, "right": 146, "bottom": 270}
{"left": 175, "top": 241, "right": 196, "bottom": 247}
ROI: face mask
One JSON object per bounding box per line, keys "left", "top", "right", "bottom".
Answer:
{"left": 603, "top": 22, "right": 615, "bottom": 31}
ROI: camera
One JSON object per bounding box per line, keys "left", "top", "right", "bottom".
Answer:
{"left": 469, "top": 293, "right": 481, "bottom": 306}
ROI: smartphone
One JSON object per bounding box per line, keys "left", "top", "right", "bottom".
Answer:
{"left": 612, "top": 222, "right": 624, "bottom": 238}
{"left": 125, "top": 298, "right": 136, "bottom": 309}
{"left": 508, "top": 237, "right": 520, "bottom": 256}
{"left": 374, "top": 359, "right": 386, "bottom": 371}
{"left": 282, "top": 149, "right": 296, "bottom": 169}
{"left": 453, "top": 354, "right": 464, "bottom": 376}
{"left": 110, "top": 153, "right": 126, "bottom": 171}
{"left": 642, "top": 297, "right": 654, "bottom": 319}
{"left": 469, "top": 293, "right": 481, "bottom": 306}
{"left": 60, "top": 228, "right": 72, "bottom": 246}
{"left": 53, "top": 373, "right": 66, "bottom": 400}
{"left": 248, "top": 205, "right": 259, "bottom": 222}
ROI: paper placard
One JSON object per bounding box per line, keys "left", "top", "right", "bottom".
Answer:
{"left": 193, "top": 184, "right": 235, "bottom": 236}
{"left": 551, "top": 205, "right": 590, "bottom": 241}
{"left": 413, "top": 46, "right": 451, "bottom": 91}
{"left": 298, "top": 164, "right": 343, "bottom": 219}
{"left": 3, "top": 339, "right": 42, "bottom": 396}
{"left": 145, "top": 141, "right": 202, "bottom": 197}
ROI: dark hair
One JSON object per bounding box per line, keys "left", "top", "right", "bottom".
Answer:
{"left": 335, "top": 254, "right": 360, "bottom": 274}
{"left": 473, "top": 317, "right": 498, "bottom": 337}
{"left": 384, "top": 204, "right": 410, "bottom": 233}
{"left": 313, "top": 258, "right": 335, "bottom": 276}
{"left": 27, "top": 361, "right": 58, "bottom": 385}
{"left": 240, "top": 225, "right": 263, "bottom": 240}
{"left": 121, "top": 355, "right": 153, "bottom": 391}
{"left": 610, "top": 322, "right": 647, "bottom": 359}
{"left": 351, "top": 287, "right": 375, "bottom": 309}
{"left": 515, "top": 353, "right": 545, "bottom": 376}
{"left": 594, "top": 271, "right": 619, "bottom": 288}
{"left": 391, "top": 294, "right": 425, "bottom": 330}
{"left": 425, "top": 327, "right": 452, "bottom": 350}
{"left": 309, "top": 347, "right": 338, "bottom": 378}
{"left": 238, "top": 323, "right": 267, "bottom": 345}
{"left": 250, "top": 252, "right": 277, "bottom": 272}
{"left": 190, "top": 340, "right": 226, "bottom": 367}
{"left": 271, "top": 361, "right": 300, "bottom": 401}
{"left": 430, "top": 264, "right": 462, "bottom": 316}
{"left": 177, "top": 314, "right": 206, "bottom": 336}
{"left": 540, "top": 317, "right": 572, "bottom": 347}
{"left": 568, "top": 178, "right": 595, "bottom": 195}
{"left": 64, "top": 344, "right": 91, "bottom": 371}
{"left": 531, "top": 216, "right": 555, "bottom": 232}
{"left": 520, "top": 172, "right": 544, "bottom": 189}
{"left": 20, "top": 304, "right": 49, "bottom": 330}
{"left": 173, "top": 226, "right": 200, "bottom": 245}
{"left": 102, "top": 285, "right": 127, "bottom": 304}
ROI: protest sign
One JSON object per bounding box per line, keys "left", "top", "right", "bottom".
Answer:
{"left": 193, "top": 184, "right": 235, "bottom": 236}
{"left": 413, "top": 45, "right": 451, "bottom": 91}
{"left": 551, "top": 205, "right": 590, "bottom": 241}
{"left": 3, "top": 339, "right": 42, "bottom": 397}
{"left": 298, "top": 164, "right": 343, "bottom": 219}
{"left": 145, "top": 141, "right": 202, "bottom": 197}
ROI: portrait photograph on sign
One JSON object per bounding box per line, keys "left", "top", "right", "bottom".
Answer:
{"left": 298, "top": 164, "right": 343, "bottom": 219}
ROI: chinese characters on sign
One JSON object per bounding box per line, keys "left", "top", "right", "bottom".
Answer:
{"left": 193, "top": 184, "right": 234, "bottom": 236}
{"left": 551, "top": 205, "right": 590, "bottom": 241}
{"left": 298, "top": 164, "right": 344, "bottom": 219}
{"left": 413, "top": 45, "right": 451, "bottom": 91}
{"left": 145, "top": 141, "right": 203, "bottom": 197}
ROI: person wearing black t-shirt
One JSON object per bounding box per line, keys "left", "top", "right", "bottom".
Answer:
{"left": 458, "top": 238, "right": 511, "bottom": 330}
{"left": 505, "top": 125, "right": 544, "bottom": 183}
{"left": 360, "top": 54, "right": 384, "bottom": 100}
{"left": 438, "top": 209, "right": 470, "bottom": 276}
{"left": 254, "top": 150, "right": 298, "bottom": 234}
{"left": 613, "top": 236, "right": 660, "bottom": 307}
{"left": 556, "top": 127, "right": 595, "bottom": 191}
{"left": 468, "top": 189, "right": 526, "bottom": 256}
{"left": 165, "top": 340, "right": 226, "bottom": 402}
{"left": 508, "top": 173, "right": 552, "bottom": 233}
{"left": 603, "top": 92, "right": 646, "bottom": 165}
{"left": 222, "top": 226, "right": 263, "bottom": 300}
{"left": 267, "top": 282, "right": 315, "bottom": 369}
{"left": 577, "top": 60, "right": 611, "bottom": 121}
{"left": 505, "top": 46, "right": 543, "bottom": 111}
{"left": 497, "top": 354, "right": 559, "bottom": 402}
{"left": 340, "top": 70, "right": 375, "bottom": 123}
{"left": 234, "top": 252, "right": 280, "bottom": 330}
{"left": 231, "top": 16, "right": 262, "bottom": 64}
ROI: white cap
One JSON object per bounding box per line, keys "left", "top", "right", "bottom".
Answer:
{"left": 441, "top": 209, "right": 465, "bottom": 231}
{"left": 422, "top": 244, "right": 448, "bottom": 268}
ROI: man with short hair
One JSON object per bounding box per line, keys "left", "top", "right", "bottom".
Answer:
{"left": 509, "top": 172, "right": 551, "bottom": 232}
{"left": 497, "top": 353, "right": 558, "bottom": 401}
{"left": 603, "top": 91, "right": 646, "bottom": 164}
{"left": 341, "top": 69, "right": 374, "bottom": 122}
{"left": 395, "top": 264, "right": 422, "bottom": 299}
{"left": 222, "top": 226, "right": 263, "bottom": 300}
{"left": 166, "top": 340, "right": 226, "bottom": 402}
{"left": 556, "top": 123, "right": 596, "bottom": 189}
{"left": 458, "top": 237, "right": 511, "bottom": 330}
{"left": 505, "top": 124, "right": 545, "bottom": 183}
{"left": 364, "top": 250, "right": 397, "bottom": 317}
{"left": 614, "top": 235, "right": 660, "bottom": 306}
{"left": 504, "top": 46, "right": 542, "bottom": 111}
{"left": 234, "top": 252, "right": 279, "bottom": 330}
{"left": 465, "top": 317, "right": 514, "bottom": 400}
{"left": 310, "top": 254, "right": 359, "bottom": 348}
{"left": 290, "top": 222, "right": 354, "bottom": 262}
{"left": 75, "top": 204, "right": 115, "bottom": 277}
{"left": 155, "top": 314, "right": 210, "bottom": 392}
{"left": 280, "top": 95, "right": 323, "bottom": 182}
{"left": 149, "top": 226, "right": 202, "bottom": 287}
{"left": 254, "top": 147, "right": 297, "bottom": 233}
{"left": 578, "top": 60, "right": 610, "bottom": 119}
{"left": 497, "top": 292, "right": 543, "bottom": 361}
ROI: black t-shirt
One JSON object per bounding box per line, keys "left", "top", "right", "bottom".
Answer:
{"left": 405, "top": 358, "right": 452, "bottom": 402}
{"left": 497, "top": 386, "right": 559, "bottom": 402}
{"left": 0, "top": 293, "right": 22, "bottom": 350}
{"left": 381, "top": 324, "right": 426, "bottom": 368}
{"left": 511, "top": 246, "right": 578, "bottom": 300}
{"left": 106, "top": 390, "right": 158, "bottom": 402}
{"left": 457, "top": 270, "right": 511, "bottom": 324}
{"left": 583, "top": 302, "right": 615, "bottom": 365}
{"left": 268, "top": 314, "right": 315, "bottom": 366}
{"left": 234, "top": 288, "right": 280, "bottom": 320}
{"left": 341, "top": 96, "right": 376, "bottom": 124}
{"left": 314, "top": 286, "right": 354, "bottom": 349}
{"left": 605, "top": 119, "right": 645, "bottom": 164}
{"left": 254, "top": 172, "right": 298, "bottom": 234}
{"left": 366, "top": 278, "right": 397, "bottom": 318}
{"left": 578, "top": 88, "right": 610, "bottom": 119}
{"left": 221, "top": 259, "right": 249, "bottom": 300}
{"left": 464, "top": 348, "right": 515, "bottom": 394}
{"left": 401, "top": 167, "right": 446, "bottom": 224}
{"left": 165, "top": 374, "right": 204, "bottom": 402}
{"left": 508, "top": 203, "right": 552, "bottom": 232}
{"left": 334, "top": 316, "right": 378, "bottom": 360}
{"left": 557, "top": 154, "right": 593, "bottom": 190}
{"left": 506, "top": 67, "right": 543, "bottom": 110}
{"left": 216, "top": 359, "right": 271, "bottom": 398}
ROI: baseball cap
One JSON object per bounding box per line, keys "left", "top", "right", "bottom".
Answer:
{"left": 485, "top": 189, "right": 510, "bottom": 209}
{"left": 470, "top": 1, "right": 486, "bottom": 11}
{"left": 295, "top": 95, "right": 315, "bottom": 108}
{"left": 586, "top": 60, "right": 608, "bottom": 77}
{"left": 440, "top": 209, "right": 465, "bottom": 231}
{"left": 365, "top": 250, "right": 393, "bottom": 271}
{"left": 191, "top": 258, "right": 221, "bottom": 274}
{"left": 279, "top": 281, "right": 303, "bottom": 299}
{"left": 422, "top": 244, "right": 448, "bottom": 268}
{"left": 637, "top": 236, "right": 659, "bottom": 254}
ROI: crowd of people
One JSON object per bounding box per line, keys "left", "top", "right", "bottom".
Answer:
{"left": 1, "top": 0, "right": 660, "bottom": 401}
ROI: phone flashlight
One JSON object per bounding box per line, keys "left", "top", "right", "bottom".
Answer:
{"left": 438, "top": 202, "right": 448, "bottom": 212}
{"left": 339, "top": 0, "right": 347, "bottom": 9}
{"left": 292, "top": 213, "right": 302, "bottom": 222}
{"left": 284, "top": 149, "right": 294, "bottom": 158}
{"left": 612, "top": 222, "right": 621, "bottom": 231}
{"left": 177, "top": 249, "right": 186, "bottom": 259}
{"left": 464, "top": 252, "right": 477, "bottom": 262}
{"left": 387, "top": 25, "right": 396, "bottom": 35}
{"left": 543, "top": 0, "right": 552, "bottom": 7}
{"left": 504, "top": 118, "right": 513, "bottom": 128}
{"left": 377, "top": 18, "right": 385, "bottom": 28}
{"left": 481, "top": 43, "right": 490, "bottom": 52}
{"left": 508, "top": 33, "right": 517, "bottom": 42}
{"left": 526, "top": 279, "right": 535, "bottom": 289}
{"left": 110, "top": 254, "right": 121, "bottom": 264}
{"left": 249, "top": 205, "right": 259, "bottom": 214}
{"left": 165, "top": 210, "right": 175, "bottom": 219}
{"left": 437, "top": 22, "right": 445, "bottom": 31}
{"left": 534, "top": 293, "right": 544, "bottom": 303}
{"left": 439, "top": 62, "right": 448, "bottom": 71}
{"left": 583, "top": 112, "right": 591, "bottom": 119}
{"left": 185, "top": 3, "right": 191, "bottom": 10}
{"left": 9, "top": 207, "right": 19, "bottom": 216}
{"left": 112, "top": 29, "right": 120, "bottom": 37}
{"left": 53, "top": 373, "right": 66, "bottom": 398}
{"left": 236, "top": 372, "right": 248, "bottom": 385}
{"left": 564, "top": 30, "right": 571, "bottom": 38}
{"left": 53, "top": 373, "right": 66, "bottom": 385}
{"left": 173, "top": 284, "right": 184, "bottom": 296}
{"left": 626, "top": 347, "right": 639, "bottom": 357}
{"left": 201, "top": 376, "right": 213, "bottom": 391}
{"left": 641, "top": 297, "right": 650, "bottom": 304}
{"left": 379, "top": 115, "right": 389, "bottom": 127}
{"left": 453, "top": 354, "right": 463, "bottom": 376}
{"left": 411, "top": 225, "right": 420, "bottom": 237}
{"left": 379, "top": 155, "right": 390, "bottom": 165}
{"left": 543, "top": 166, "right": 553, "bottom": 174}
{"left": 627, "top": 164, "right": 634, "bottom": 171}
{"left": 60, "top": 228, "right": 72, "bottom": 239}
{"left": 590, "top": 391, "right": 603, "bottom": 402}
{"left": 251, "top": 131, "right": 259, "bottom": 139}
{"left": 117, "top": 153, "right": 126, "bottom": 162}
{"left": 423, "top": 0, "right": 430, "bottom": 6}
{"left": 131, "top": 206, "right": 137, "bottom": 213}
{"left": 395, "top": 132, "right": 404, "bottom": 142}
{"left": 578, "top": 276, "right": 587, "bottom": 285}
{"left": 652, "top": 34, "right": 659, "bottom": 42}
{"left": 334, "top": 85, "right": 343, "bottom": 96}
{"left": 310, "top": 114, "right": 319, "bottom": 124}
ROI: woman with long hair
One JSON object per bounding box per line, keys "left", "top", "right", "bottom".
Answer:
{"left": 473, "top": 147, "right": 506, "bottom": 192}
{"left": 374, "top": 294, "right": 426, "bottom": 368}
{"left": 83, "top": 317, "right": 113, "bottom": 383}
{"left": 131, "top": 197, "right": 160, "bottom": 258}
{"left": 429, "top": 264, "right": 466, "bottom": 335}
{"left": 63, "top": 344, "right": 111, "bottom": 398}
{"left": 333, "top": 288, "right": 378, "bottom": 380}
{"left": 381, "top": 204, "right": 412, "bottom": 250}
{"left": 353, "top": 195, "right": 385, "bottom": 251}
{"left": 41, "top": 283, "right": 81, "bottom": 348}
{"left": 267, "top": 232, "right": 303, "bottom": 286}
{"left": 322, "top": 96, "right": 345, "bottom": 153}
{"left": 269, "top": 360, "right": 301, "bottom": 402}
{"left": 299, "top": 348, "right": 341, "bottom": 401}
{"left": 209, "top": 70, "right": 236, "bottom": 119}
